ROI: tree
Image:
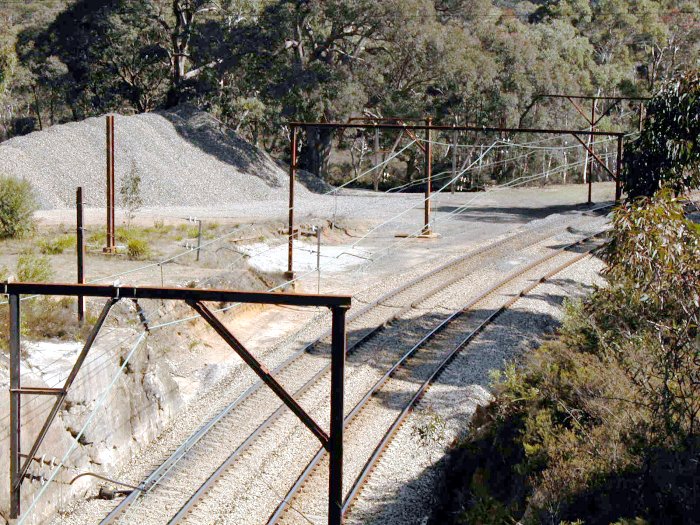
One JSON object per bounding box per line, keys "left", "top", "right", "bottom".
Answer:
{"left": 0, "top": 175, "right": 37, "bottom": 239}
{"left": 623, "top": 71, "right": 700, "bottom": 198}
{"left": 121, "top": 161, "right": 144, "bottom": 228}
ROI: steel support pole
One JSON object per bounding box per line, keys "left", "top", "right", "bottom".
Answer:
{"left": 328, "top": 306, "right": 347, "bottom": 525}
{"left": 105, "top": 116, "right": 115, "bottom": 253}
{"left": 9, "top": 293, "right": 21, "bottom": 519}
{"left": 109, "top": 115, "right": 117, "bottom": 251}
{"left": 77, "top": 187, "right": 85, "bottom": 322}
{"left": 196, "top": 220, "right": 202, "bottom": 262}
{"left": 316, "top": 227, "right": 321, "bottom": 294}
{"left": 616, "top": 135, "right": 623, "bottom": 202}
{"left": 287, "top": 126, "right": 298, "bottom": 279}
{"left": 588, "top": 103, "right": 595, "bottom": 205}
{"left": 423, "top": 117, "right": 433, "bottom": 235}
{"left": 451, "top": 129, "right": 457, "bottom": 195}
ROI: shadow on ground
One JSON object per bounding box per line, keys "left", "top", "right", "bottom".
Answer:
{"left": 433, "top": 202, "right": 598, "bottom": 224}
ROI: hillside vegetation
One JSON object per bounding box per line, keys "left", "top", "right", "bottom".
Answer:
{"left": 1, "top": 1, "right": 698, "bottom": 187}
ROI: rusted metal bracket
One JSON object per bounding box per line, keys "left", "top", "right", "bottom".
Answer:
{"left": 570, "top": 133, "right": 617, "bottom": 180}
{"left": 6, "top": 282, "right": 350, "bottom": 523}
{"left": 186, "top": 300, "right": 330, "bottom": 448}
{"left": 14, "top": 298, "right": 118, "bottom": 493}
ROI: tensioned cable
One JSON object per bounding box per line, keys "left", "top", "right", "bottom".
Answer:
{"left": 348, "top": 150, "right": 617, "bottom": 273}
{"left": 22, "top": 149, "right": 615, "bottom": 426}
{"left": 18, "top": 330, "right": 148, "bottom": 524}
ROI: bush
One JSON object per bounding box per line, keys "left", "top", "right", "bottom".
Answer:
{"left": 1, "top": 297, "right": 90, "bottom": 351}
{"left": 38, "top": 234, "right": 76, "bottom": 254}
{"left": 16, "top": 249, "right": 53, "bottom": 282}
{"left": 432, "top": 190, "right": 700, "bottom": 525}
{"left": 127, "top": 238, "right": 151, "bottom": 260}
{"left": 624, "top": 71, "right": 700, "bottom": 198}
{"left": 0, "top": 175, "right": 37, "bottom": 238}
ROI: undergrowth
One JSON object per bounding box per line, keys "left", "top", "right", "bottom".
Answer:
{"left": 431, "top": 190, "right": 700, "bottom": 525}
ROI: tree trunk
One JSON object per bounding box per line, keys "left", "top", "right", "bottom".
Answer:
{"left": 301, "top": 126, "right": 332, "bottom": 179}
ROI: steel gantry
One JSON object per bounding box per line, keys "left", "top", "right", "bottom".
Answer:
{"left": 3, "top": 282, "right": 351, "bottom": 525}
{"left": 285, "top": 121, "right": 625, "bottom": 276}
{"left": 521, "top": 94, "right": 650, "bottom": 203}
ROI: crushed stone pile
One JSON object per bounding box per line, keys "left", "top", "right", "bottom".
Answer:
{"left": 0, "top": 105, "right": 313, "bottom": 209}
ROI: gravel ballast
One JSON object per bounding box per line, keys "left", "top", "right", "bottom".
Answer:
{"left": 0, "top": 106, "right": 311, "bottom": 209}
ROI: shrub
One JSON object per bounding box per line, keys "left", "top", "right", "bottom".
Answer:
{"left": 16, "top": 249, "right": 53, "bottom": 282}
{"left": 1, "top": 297, "right": 90, "bottom": 351}
{"left": 0, "top": 265, "right": 7, "bottom": 281}
{"left": 432, "top": 190, "right": 700, "bottom": 525}
{"left": 39, "top": 234, "right": 76, "bottom": 255}
{"left": 0, "top": 175, "right": 37, "bottom": 238}
{"left": 87, "top": 229, "right": 106, "bottom": 246}
{"left": 624, "top": 71, "right": 700, "bottom": 198}
{"left": 127, "top": 238, "right": 151, "bottom": 260}
{"left": 120, "top": 161, "right": 143, "bottom": 227}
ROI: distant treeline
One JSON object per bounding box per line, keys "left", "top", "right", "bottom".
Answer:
{"left": 0, "top": 1, "right": 697, "bottom": 185}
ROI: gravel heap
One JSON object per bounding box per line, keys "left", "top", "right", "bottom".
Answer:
{"left": 0, "top": 105, "right": 312, "bottom": 209}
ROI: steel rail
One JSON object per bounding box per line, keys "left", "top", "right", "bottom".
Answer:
{"left": 162, "top": 221, "right": 587, "bottom": 524}
{"left": 341, "top": 240, "right": 604, "bottom": 516}
{"left": 102, "top": 221, "right": 544, "bottom": 524}
{"left": 100, "top": 207, "right": 610, "bottom": 524}
{"left": 268, "top": 233, "right": 606, "bottom": 524}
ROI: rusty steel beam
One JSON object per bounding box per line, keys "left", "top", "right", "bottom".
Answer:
{"left": 187, "top": 300, "right": 330, "bottom": 447}
{"left": 104, "top": 116, "right": 116, "bottom": 253}
{"left": 10, "top": 388, "right": 64, "bottom": 396}
{"left": 9, "top": 293, "right": 21, "bottom": 518}
{"left": 76, "top": 187, "right": 85, "bottom": 322}
{"left": 616, "top": 135, "right": 624, "bottom": 202}
{"left": 289, "top": 122, "right": 624, "bottom": 137}
{"left": 538, "top": 94, "right": 651, "bottom": 101}
{"left": 347, "top": 116, "right": 426, "bottom": 153}
{"left": 2, "top": 283, "right": 351, "bottom": 308}
{"left": 593, "top": 100, "right": 621, "bottom": 127}
{"left": 423, "top": 117, "right": 432, "bottom": 235}
{"left": 287, "top": 126, "right": 298, "bottom": 278}
{"left": 566, "top": 96, "right": 592, "bottom": 125}
{"left": 571, "top": 133, "right": 617, "bottom": 181}
{"left": 589, "top": 102, "right": 595, "bottom": 204}
{"left": 6, "top": 283, "right": 350, "bottom": 522}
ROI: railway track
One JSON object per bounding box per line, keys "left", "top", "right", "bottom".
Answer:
{"left": 95, "top": 208, "right": 609, "bottom": 525}
{"left": 270, "top": 234, "right": 606, "bottom": 524}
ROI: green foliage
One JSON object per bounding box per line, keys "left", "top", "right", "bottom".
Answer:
{"left": 0, "top": 264, "right": 8, "bottom": 281}
{"left": 38, "top": 234, "right": 75, "bottom": 254}
{"left": 126, "top": 238, "right": 151, "bottom": 260}
{"left": 435, "top": 190, "right": 700, "bottom": 524}
{"left": 16, "top": 249, "right": 52, "bottom": 282}
{"left": 120, "top": 161, "right": 143, "bottom": 225}
{"left": 0, "top": 175, "right": 37, "bottom": 238}
{"left": 0, "top": 43, "right": 17, "bottom": 97}
{"left": 1, "top": 296, "right": 89, "bottom": 350}
{"left": 4, "top": 0, "right": 697, "bottom": 180}
{"left": 624, "top": 71, "right": 700, "bottom": 198}
{"left": 595, "top": 190, "right": 700, "bottom": 442}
